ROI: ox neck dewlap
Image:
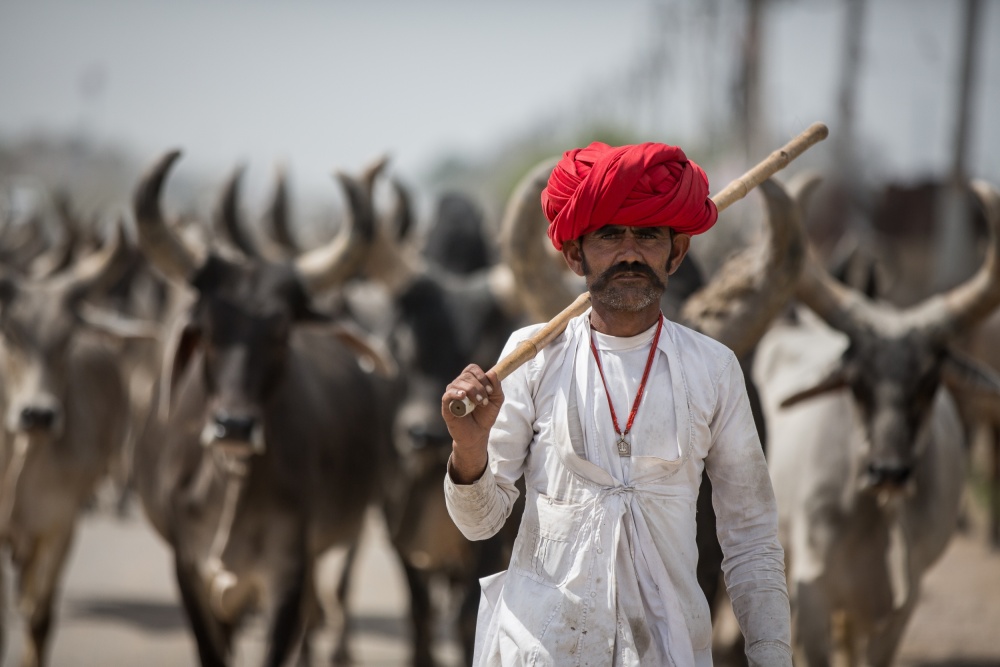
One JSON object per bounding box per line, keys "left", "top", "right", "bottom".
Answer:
{"left": 589, "top": 314, "right": 664, "bottom": 457}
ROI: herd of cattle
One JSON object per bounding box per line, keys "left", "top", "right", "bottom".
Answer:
{"left": 0, "top": 148, "right": 997, "bottom": 667}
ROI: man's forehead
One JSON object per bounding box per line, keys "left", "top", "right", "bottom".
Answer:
{"left": 589, "top": 224, "right": 672, "bottom": 235}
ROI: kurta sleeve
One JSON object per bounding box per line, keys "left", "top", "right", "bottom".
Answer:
{"left": 704, "top": 352, "right": 793, "bottom": 666}
{"left": 444, "top": 329, "right": 539, "bottom": 542}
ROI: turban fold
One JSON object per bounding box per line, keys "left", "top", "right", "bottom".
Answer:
{"left": 541, "top": 141, "right": 718, "bottom": 250}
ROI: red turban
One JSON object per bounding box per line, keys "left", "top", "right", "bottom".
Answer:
{"left": 541, "top": 141, "right": 718, "bottom": 250}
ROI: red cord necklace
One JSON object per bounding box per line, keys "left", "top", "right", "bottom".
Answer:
{"left": 589, "top": 314, "right": 663, "bottom": 457}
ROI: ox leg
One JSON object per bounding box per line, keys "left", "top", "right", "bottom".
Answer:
{"left": 695, "top": 475, "right": 723, "bottom": 613}
{"left": 793, "top": 579, "right": 832, "bottom": 667}
{"left": 991, "top": 424, "right": 1000, "bottom": 549}
{"left": 696, "top": 476, "right": 749, "bottom": 667}
{"left": 862, "top": 599, "right": 917, "bottom": 667}
{"left": 458, "top": 544, "right": 491, "bottom": 667}
{"left": 297, "top": 583, "right": 322, "bottom": 667}
{"left": 173, "top": 554, "right": 230, "bottom": 667}
{"left": 14, "top": 529, "right": 74, "bottom": 667}
{"left": 0, "top": 550, "right": 6, "bottom": 663}
{"left": 457, "top": 575, "right": 478, "bottom": 665}
{"left": 329, "top": 543, "right": 357, "bottom": 666}
{"left": 401, "top": 562, "right": 436, "bottom": 667}
{"left": 262, "top": 561, "right": 308, "bottom": 667}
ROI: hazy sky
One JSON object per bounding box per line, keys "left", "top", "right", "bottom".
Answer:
{"left": 0, "top": 0, "right": 652, "bottom": 198}
{"left": 2, "top": 1, "right": 999, "bottom": 205}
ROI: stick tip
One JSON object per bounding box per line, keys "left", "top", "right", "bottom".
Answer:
{"left": 808, "top": 122, "right": 830, "bottom": 140}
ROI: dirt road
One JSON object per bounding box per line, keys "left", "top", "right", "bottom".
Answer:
{"left": 1, "top": 500, "right": 997, "bottom": 666}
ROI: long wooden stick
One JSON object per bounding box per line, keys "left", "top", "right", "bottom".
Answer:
{"left": 449, "top": 122, "right": 829, "bottom": 417}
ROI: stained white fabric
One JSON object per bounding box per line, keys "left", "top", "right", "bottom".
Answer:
{"left": 445, "top": 311, "right": 792, "bottom": 666}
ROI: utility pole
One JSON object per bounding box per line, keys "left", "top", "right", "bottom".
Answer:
{"left": 736, "top": 0, "right": 766, "bottom": 162}
{"left": 834, "top": 0, "right": 866, "bottom": 209}
{"left": 934, "top": 0, "right": 982, "bottom": 290}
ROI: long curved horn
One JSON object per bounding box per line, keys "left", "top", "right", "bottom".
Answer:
{"left": 132, "top": 150, "right": 208, "bottom": 284}
{"left": 29, "top": 191, "right": 79, "bottom": 279}
{"left": 55, "top": 217, "right": 129, "bottom": 296}
{"left": 499, "top": 156, "right": 582, "bottom": 321}
{"left": 359, "top": 153, "right": 390, "bottom": 197}
{"left": 263, "top": 163, "right": 297, "bottom": 252}
{"left": 792, "top": 174, "right": 881, "bottom": 339}
{"left": 388, "top": 178, "right": 414, "bottom": 241}
{"left": 910, "top": 179, "right": 1000, "bottom": 340}
{"left": 357, "top": 176, "right": 423, "bottom": 297}
{"left": 213, "top": 164, "right": 260, "bottom": 259}
{"left": 293, "top": 171, "right": 374, "bottom": 294}
{"left": 680, "top": 177, "right": 805, "bottom": 358}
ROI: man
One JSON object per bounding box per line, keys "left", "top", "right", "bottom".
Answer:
{"left": 442, "top": 142, "right": 792, "bottom": 666}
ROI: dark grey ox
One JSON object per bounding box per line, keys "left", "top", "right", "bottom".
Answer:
{"left": 752, "top": 177, "right": 1000, "bottom": 666}
{"left": 131, "top": 150, "right": 396, "bottom": 667}
{"left": 355, "top": 178, "right": 524, "bottom": 667}
{"left": 0, "top": 229, "right": 134, "bottom": 667}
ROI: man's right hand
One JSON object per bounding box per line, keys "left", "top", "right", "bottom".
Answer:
{"left": 442, "top": 364, "right": 504, "bottom": 484}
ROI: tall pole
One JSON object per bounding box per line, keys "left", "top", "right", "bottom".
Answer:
{"left": 934, "top": 0, "right": 983, "bottom": 290}
{"left": 737, "top": 0, "right": 766, "bottom": 162}
{"left": 834, "top": 0, "right": 866, "bottom": 209}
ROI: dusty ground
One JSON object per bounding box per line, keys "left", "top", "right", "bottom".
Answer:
{"left": 713, "top": 527, "right": 1000, "bottom": 667}
{"left": 895, "top": 527, "right": 1000, "bottom": 666}
{"left": 0, "top": 494, "right": 997, "bottom": 666}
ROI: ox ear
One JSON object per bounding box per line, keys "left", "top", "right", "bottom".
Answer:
{"left": 329, "top": 320, "right": 398, "bottom": 379}
{"left": 779, "top": 361, "right": 854, "bottom": 408}
{"left": 156, "top": 319, "right": 203, "bottom": 420}
{"left": 941, "top": 348, "right": 1000, "bottom": 398}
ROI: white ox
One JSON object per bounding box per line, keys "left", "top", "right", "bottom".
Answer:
{"left": 753, "top": 177, "right": 1000, "bottom": 666}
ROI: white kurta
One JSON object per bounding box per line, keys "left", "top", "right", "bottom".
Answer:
{"left": 445, "top": 311, "right": 792, "bottom": 666}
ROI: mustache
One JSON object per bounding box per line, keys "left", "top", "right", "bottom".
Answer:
{"left": 590, "top": 261, "right": 665, "bottom": 292}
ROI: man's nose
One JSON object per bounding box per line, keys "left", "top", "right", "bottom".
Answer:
{"left": 616, "top": 232, "right": 643, "bottom": 259}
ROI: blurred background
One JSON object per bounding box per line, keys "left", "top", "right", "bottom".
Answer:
{"left": 1, "top": 1, "right": 1000, "bottom": 666}
{"left": 2, "top": 0, "right": 998, "bottom": 226}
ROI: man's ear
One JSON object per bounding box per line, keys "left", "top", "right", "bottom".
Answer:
{"left": 668, "top": 233, "right": 691, "bottom": 274}
{"left": 562, "top": 239, "right": 586, "bottom": 277}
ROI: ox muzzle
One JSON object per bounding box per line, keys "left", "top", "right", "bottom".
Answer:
{"left": 201, "top": 410, "right": 265, "bottom": 455}
{"left": 6, "top": 396, "right": 64, "bottom": 438}
{"left": 867, "top": 462, "right": 914, "bottom": 489}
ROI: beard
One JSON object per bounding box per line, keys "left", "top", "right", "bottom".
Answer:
{"left": 582, "top": 254, "right": 668, "bottom": 313}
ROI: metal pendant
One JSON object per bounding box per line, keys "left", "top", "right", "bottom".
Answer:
{"left": 616, "top": 435, "right": 631, "bottom": 457}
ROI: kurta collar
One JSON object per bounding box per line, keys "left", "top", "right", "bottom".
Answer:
{"left": 552, "top": 309, "right": 693, "bottom": 487}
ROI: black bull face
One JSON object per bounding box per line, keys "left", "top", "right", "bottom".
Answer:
{"left": 179, "top": 259, "right": 308, "bottom": 453}
{"left": 131, "top": 150, "right": 397, "bottom": 666}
